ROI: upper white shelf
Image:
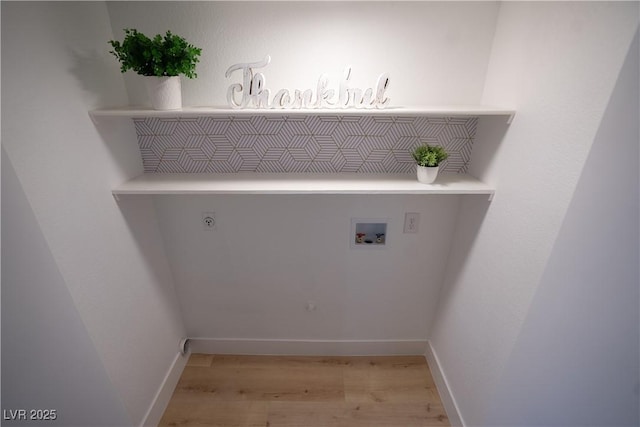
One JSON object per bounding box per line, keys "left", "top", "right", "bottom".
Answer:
{"left": 90, "top": 105, "right": 515, "bottom": 123}
{"left": 112, "top": 173, "right": 494, "bottom": 199}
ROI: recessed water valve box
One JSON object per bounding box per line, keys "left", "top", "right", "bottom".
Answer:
{"left": 350, "top": 218, "right": 389, "bottom": 249}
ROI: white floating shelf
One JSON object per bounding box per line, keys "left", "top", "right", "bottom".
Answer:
{"left": 90, "top": 105, "right": 515, "bottom": 123}
{"left": 112, "top": 173, "right": 495, "bottom": 199}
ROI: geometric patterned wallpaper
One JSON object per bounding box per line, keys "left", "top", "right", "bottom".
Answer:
{"left": 133, "top": 115, "right": 478, "bottom": 174}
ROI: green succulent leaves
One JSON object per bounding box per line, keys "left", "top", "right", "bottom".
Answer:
{"left": 109, "top": 29, "right": 202, "bottom": 78}
{"left": 412, "top": 144, "right": 448, "bottom": 167}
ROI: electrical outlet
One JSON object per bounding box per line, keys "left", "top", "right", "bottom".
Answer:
{"left": 202, "top": 212, "right": 216, "bottom": 230}
{"left": 403, "top": 212, "right": 420, "bottom": 233}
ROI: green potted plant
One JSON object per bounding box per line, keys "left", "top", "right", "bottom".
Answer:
{"left": 411, "top": 144, "right": 448, "bottom": 184}
{"left": 109, "top": 29, "right": 202, "bottom": 110}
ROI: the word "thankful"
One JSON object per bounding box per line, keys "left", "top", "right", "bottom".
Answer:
{"left": 225, "top": 56, "right": 390, "bottom": 110}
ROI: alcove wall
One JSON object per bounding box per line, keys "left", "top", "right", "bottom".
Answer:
{"left": 104, "top": 1, "right": 503, "bottom": 350}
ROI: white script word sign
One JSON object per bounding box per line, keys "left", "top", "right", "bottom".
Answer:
{"left": 224, "top": 55, "right": 390, "bottom": 110}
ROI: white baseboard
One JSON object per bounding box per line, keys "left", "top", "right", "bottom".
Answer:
{"left": 425, "top": 341, "right": 464, "bottom": 427}
{"left": 189, "top": 338, "right": 428, "bottom": 356}
{"left": 140, "top": 350, "right": 189, "bottom": 427}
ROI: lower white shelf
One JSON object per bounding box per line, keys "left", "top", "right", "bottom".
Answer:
{"left": 112, "top": 173, "right": 494, "bottom": 199}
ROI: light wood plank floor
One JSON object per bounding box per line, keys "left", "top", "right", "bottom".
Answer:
{"left": 159, "top": 354, "right": 450, "bottom": 427}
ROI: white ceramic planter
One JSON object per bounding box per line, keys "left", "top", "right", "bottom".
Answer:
{"left": 145, "top": 76, "right": 182, "bottom": 110}
{"left": 417, "top": 165, "right": 439, "bottom": 184}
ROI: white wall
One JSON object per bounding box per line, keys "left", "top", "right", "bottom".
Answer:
{"left": 429, "top": 2, "right": 639, "bottom": 426}
{"left": 106, "top": 1, "right": 500, "bottom": 108}
{"left": 1, "top": 2, "right": 186, "bottom": 425}
{"left": 2, "top": 150, "right": 131, "bottom": 426}
{"left": 153, "top": 194, "right": 467, "bottom": 348}
{"left": 105, "top": 1, "right": 502, "bottom": 351}
{"left": 486, "top": 29, "right": 639, "bottom": 427}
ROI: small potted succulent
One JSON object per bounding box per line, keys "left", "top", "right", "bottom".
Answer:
{"left": 109, "top": 29, "right": 202, "bottom": 110}
{"left": 411, "top": 144, "right": 448, "bottom": 184}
